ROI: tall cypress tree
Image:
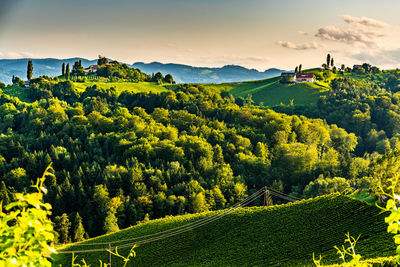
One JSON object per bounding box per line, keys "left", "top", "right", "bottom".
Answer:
{"left": 299, "top": 64, "right": 302, "bottom": 73}
{"left": 27, "top": 60, "right": 33, "bottom": 81}
{"left": 66, "top": 64, "right": 70, "bottom": 80}
{"left": 326, "top": 54, "right": 331, "bottom": 69}
{"left": 62, "top": 63, "right": 65, "bottom": 76}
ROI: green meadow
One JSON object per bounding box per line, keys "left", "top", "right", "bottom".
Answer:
{"left": 201, "top": 76, "right": 329, "bottom": 107}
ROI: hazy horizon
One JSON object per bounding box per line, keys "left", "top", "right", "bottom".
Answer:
{"left": 1, "top": 0, "right": 400, "bottom": 70}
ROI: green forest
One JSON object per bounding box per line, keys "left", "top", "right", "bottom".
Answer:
{"left": 1, "top": 58, "right": 400, "bottom": 266}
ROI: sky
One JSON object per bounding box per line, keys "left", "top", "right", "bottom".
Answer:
{"left": 1, "top": 0, "right": 400, "bottom": 70}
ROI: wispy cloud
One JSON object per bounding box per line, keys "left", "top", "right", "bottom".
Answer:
{"left": 315, "top": 26, "right": 379, "bottom": 46}
{"left": 340, "top": 14, "right": 389, "bottom": 29}
{"left": 276, "top": 41, "right": 319, "bottom": 50}
{"left": 0, "top": 51, "right": 37, "bottom": 59}
{"left": 297, "top": 31, "right": 308, "bottom": 36}
{"left": 352, "top": 49, "right": 400, "bottom": 66}
{"left": 315, "top": 15, "right": 390, "bottom": 47}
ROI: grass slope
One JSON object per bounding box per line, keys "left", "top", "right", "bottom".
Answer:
{"left": 2, "top": 85, "right": 31, "bottom": 103}
{"left": 201, "top": 76, "right": 329, "bottom": 107}
{"left": 53, "top": 195, "right": 395, "bottom": 266}
{"left": 72, "top": 81, "right": 168, "bottom": 94}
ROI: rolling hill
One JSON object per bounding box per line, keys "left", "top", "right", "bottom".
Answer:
{"left": 201, "top": 76, "right": 330, "bottom": 107}
{"left": 0, "top": 58, "right": 98, "bottom": 85}
{"left": 53, "top": 194, "right": 395, "bottom": 266}
{"left": 0, "top": 58, "right": 284, "bottom": 85}
{"left": 132, "top": 62, "right": 284, "bottom": 84}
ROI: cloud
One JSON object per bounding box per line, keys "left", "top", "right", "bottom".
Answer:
{"left": 0, "top": 51, "right": 37, "bottom": 59}
{"left": 315, "top": 26, "right": 383, "bottom": 47}
{"left": 315, "top": 15, "right": 390, "bottom": 47}
{"left": 340, "top": 14, "right": 389, "bottom": 29}
{"left": 276, "top": 41, "right": 319, "bottom": 50}
{"left": 297, "top": 31, "right": 308, "bottom": 36}
{"left": 351, "top": 49, "right": 400, "bottom": 66}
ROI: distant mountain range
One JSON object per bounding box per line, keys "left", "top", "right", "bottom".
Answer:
{"left": 131, "top": 62, "right": 284, "bottom": 84}
{"left": 0, "top": 58, "right": 284, "bottom": 85}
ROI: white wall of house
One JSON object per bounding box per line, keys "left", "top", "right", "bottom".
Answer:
{"left": 295, "top": 78, "right": 313, "bottom": 82}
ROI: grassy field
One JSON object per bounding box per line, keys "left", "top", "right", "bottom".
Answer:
{"left": 72, "top": 81, "right": 168, "bottom": 94}
{"left": 2, "top": 85, "right": 31, "bottom": 102}
{"left": 201, "top": 76, "right": 329, "bottom": 107}
{"left": 53, "top": 194, "right": 395, "bottom": 266}
{"left": 349, "top": 190, "right": 377, "bottom": 206}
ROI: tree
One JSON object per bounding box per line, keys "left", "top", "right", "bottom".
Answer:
{"left": 341, "top": 64, "right": 345, "bottom": 71}
{"left": 0, "top": 181, "right": 10, "bottom": 206}
{"left": 303, "top": 176, "right": 352, "bottom": 198}
{"left": 62, "top": 63, "right": 65, "bottom": 76}
{"left": 98, "top": 55, "right": 108, "bottom": 66}
{"left": 72, "top": 212, "right": 86, "bottom": 242}
{"left": 66, "top": 64, "right": 70, "bottom": 80}
{"left": 369, "top": 150, "right": 400, "bottom": 196}
{"left": 330, "top": 58, "right": 334, "bottom": 68}
{"left": 54, "top": 213, "right": 71, "bottom": 244}
{"left": 27, "top": 60, "right": 33, "bottom": 81}
{"left": 326, "top": 54, "right": 331, "bottom": 69}
{"left": 104, "top": 211, "right": 119, "bottom": 233}
{"left": 163, "top": 74, "right": 174, "bottom": 84}
{"left": 72, "top": 60, "right": 84, "bottom": 76}
{"left": 295, "top": 66, "right": 298, "bottom": 73}
{"left": 298, "top": 64, "right": 302, "bottom": 73}
{"left": 190, "top": 192, "right": 208, "bottom": 213}
{"left": 12, "top": 76, "right": 25, "bottom": 87}
{"left": 154, "top": 72, "right": 164, "bottom": 82}
{"left": 53, "top": 81, "right": 78, "bottom": 102}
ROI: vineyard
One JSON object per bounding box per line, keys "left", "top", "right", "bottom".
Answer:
{"left": 200, "top": 76, "right": 329, "bottom": 107}
{"left": 53, "top": 194, "right": 396, "bottom": 266}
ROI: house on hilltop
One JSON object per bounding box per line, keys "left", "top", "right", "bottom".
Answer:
{"left": 295, "top": 73, "right": 314, "bottom": 82}
{"left": 280, "top": 72, "right": 315, "bottom": 83}
{"left": 84, "top": 65, "right": 99, "bottom": 73}
{"left": 89, "top": 65, "right": 99, "bottom": 72}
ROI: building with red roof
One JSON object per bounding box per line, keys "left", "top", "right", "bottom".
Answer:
{"left": 295, "top": 73, "right": 314, "bottom": 83}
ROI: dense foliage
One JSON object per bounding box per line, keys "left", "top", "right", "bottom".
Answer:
{"left": 54, "top": 195, "right": 395, "bottom": 266}
{"left": 0, "top": 78, "right": 362, "bottom": 240}
{"left": 275, "top": 75, "right": 400, "bottom": 157}
{"left": 0, "top": 165, "right": 56, "bottom": 266}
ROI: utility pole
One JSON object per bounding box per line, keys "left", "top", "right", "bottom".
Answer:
{"left": 109, "top": 243, "right": 112, "bottom": 267}
{"left": 263, "top": 188, "right": 272, "bottom": 207}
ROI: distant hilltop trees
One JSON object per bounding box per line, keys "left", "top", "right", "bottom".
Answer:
{"left": 59, "top": 56, "right": 175, "bottom": 84}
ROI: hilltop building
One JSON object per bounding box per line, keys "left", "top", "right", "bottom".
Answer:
{"left": 295, "top": 73, "right": 314, "bottom": 83}
{"left": 88, "top": 65, "right": 99, "bottom": 72}
{"left": 280, "top": 72, "right": 314, "bottom": 83}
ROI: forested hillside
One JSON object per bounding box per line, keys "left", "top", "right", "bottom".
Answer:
{"left": 275, "top": 69, "right": 400, "bottom": 156}
{"left": 0, "top": 73, "right": 360, "bottom": 241}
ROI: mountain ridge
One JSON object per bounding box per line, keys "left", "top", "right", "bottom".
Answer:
{"left": 0, "top": 57, "right": 284, "bottom": 84}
